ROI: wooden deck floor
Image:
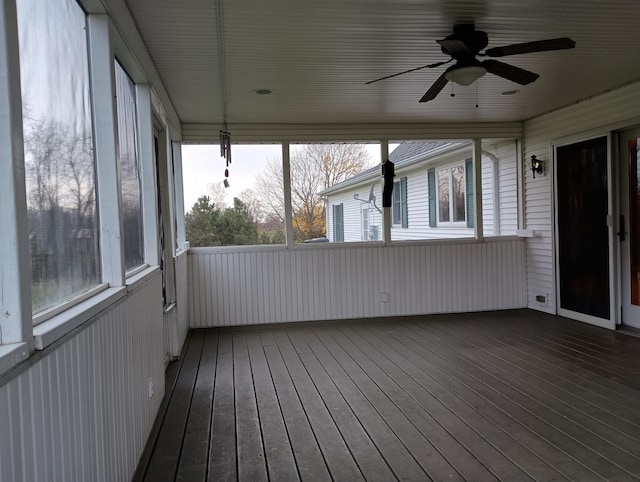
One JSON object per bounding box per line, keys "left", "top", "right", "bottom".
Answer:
{"left": 134, "top": 310, "right": 640, "bottom": 481}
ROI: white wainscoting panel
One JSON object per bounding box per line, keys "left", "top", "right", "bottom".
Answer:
{"left": 0, "top": 275, "right": 164, "bottom": 482}
{"left": 189, "top": 238, "right": 526, "bottom": 327}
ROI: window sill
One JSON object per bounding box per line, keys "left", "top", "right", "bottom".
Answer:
{"left": 30, "top": 266, "right": 160, "bottom": 352}
{"left": 126, "top": 265, "right": 160, "bottom": 291}
{"left": 33, "top": 286, "right": 127, "bottom": 350}
{"left": 0, "top": 343, "right": 29, "bottom": 377}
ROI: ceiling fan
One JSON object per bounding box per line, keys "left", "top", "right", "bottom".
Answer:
{"left": 366, "top": 24, "right": 575, "bottom": 102}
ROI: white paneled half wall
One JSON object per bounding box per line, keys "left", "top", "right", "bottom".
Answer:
{"left": 0, "top": 274, "right": 164, "bottom": 482}
{"left": 189, "top": 237, "right": 527, "bottom": 327}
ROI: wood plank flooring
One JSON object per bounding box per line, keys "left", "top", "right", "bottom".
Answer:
{"left": 135, "top": 310, "right": 640, "bottom": 481}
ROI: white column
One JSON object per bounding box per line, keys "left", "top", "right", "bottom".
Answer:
{"left": 136, "top": 84, "right": 160, "bottom": 266}
{"left": 172, "top": 142, "right": 187, "bottom": 250}
{"left": 473, "top": 138, "right": 484, "bottom": 241}
{"left": 0, "top": 0, "right": 33, "bottom": 350}
{"left": 88, "top": 14, "right": 125, "bottom": 286}
{"left": 282, "top": 142, "right": 294, "bottom": 247}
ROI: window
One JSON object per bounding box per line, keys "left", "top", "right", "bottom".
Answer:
{"left": 18, "top": 0, "right": 101, "bottom": 315}
{"left": 361, "top": 206, "right": 369, "bottom": 241}
{"left": 392, "top": 178, "right": 408, "bottom": 228}
{"left": 115, "top": 61, "right": 144, "bottom": 271}
{"left": 333, "top": 204, "right": 344, "bottom": 242}
{"left": 429, "top": 159, "right": 474, "bottom": 227}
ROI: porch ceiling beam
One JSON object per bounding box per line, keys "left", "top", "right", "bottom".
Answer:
{"left": 181, "top": 122, "right": 524, "bottom": 143}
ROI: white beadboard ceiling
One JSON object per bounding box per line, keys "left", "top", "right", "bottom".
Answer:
{"left": 124, "top": 0, "right": 640, "bottom": 130}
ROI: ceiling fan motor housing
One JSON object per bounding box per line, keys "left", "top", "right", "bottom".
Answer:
{"left": 440, "top": 24, "right": 488, "bottom": 56}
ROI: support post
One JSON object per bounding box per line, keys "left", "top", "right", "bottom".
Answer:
{"left": 473, "top": 138, "right": 484, "bottom": 241}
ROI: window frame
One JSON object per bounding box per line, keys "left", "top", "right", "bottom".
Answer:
{"left": 391, "top": 177, "right": 408, "bottom": 228}
{"left": 435, "top": 162, "right": 468, "bottom": 227}
{"left": 115, "top": 59, "right": 145, "bottom": 272}
{"left": 333, "top": 203, "right": 344, "bottom": 242}
{"left": 361, "top": 205, "right": 369, "bottom": 241}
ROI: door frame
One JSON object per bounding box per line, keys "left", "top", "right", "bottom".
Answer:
{"left": 552, "top": 132, "right": 617, "bottom": 329}
{"left": 617, "top": 126, "right": 640, "bottom": 328}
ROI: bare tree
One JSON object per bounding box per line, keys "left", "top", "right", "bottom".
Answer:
{"left": 254, "top": 144, "right": 370, "bottom": 241}
{"left": 205, "top": 181, "right": 228, "bottom": 211}
{"left": 23, "top": 118, "right": 99, "bottom": 303}
{"left": 60, "top": 129, "right": 95, "bottom": 229}
{"left": 239, "top": 188, "right": 265, "bottom": 223}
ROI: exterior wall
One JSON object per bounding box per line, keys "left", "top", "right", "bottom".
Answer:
{"left": 326, "top": 144, "right": 518, "bottom": 241}
{"left": 188, "top": 237, "right": 527, "bottom": 327}
{"left": 523, "top": 81, "right": 640, "bottom": 314}
{"left": 494, "top": 139, "right": 519, "bottom": 236}
{"left": 0, "top": 274, "right": 164, "bottom": 482}
{"left": 327, "top": 181, "right": 383, "bottom": 242}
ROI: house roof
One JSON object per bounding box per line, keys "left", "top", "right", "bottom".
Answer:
{"left": 319, "top": 141, "right": 466, "bottom": 196}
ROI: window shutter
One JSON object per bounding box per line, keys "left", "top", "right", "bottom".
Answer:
{"left": 428, "top": 169, "right": 436, "bottom": 227}
{"left": 465, "top": 158, "right": 474, "bottom": 228}
{"left": 400, "top": 177, "right": 408, "bottom": 228}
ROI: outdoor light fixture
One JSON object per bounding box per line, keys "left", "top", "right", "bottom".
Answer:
{"left": 444, "top": 65, "right": 487, "bottom": 86}
{"left": 530, "top": 155, "right": 544, "bottom": 178}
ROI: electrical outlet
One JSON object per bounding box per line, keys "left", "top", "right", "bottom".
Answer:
{"left": 148, "top": 378, "right": 154, "bottom": 400}
{"left": 380, "top": 291, "right": 389, "bottom": 303}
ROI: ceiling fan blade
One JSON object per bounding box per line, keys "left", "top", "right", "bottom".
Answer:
{"left": 484, "top": 37, "right": 575, "bottom": 57}
{"left": 482, "top": 59, "right": 539, "bottom": 85}
{"left": 419, "top": 73, "right": 449, "bottom": 103}
{"left": 437, "top": 38, "right": 470, "bottom": 55}
{"left": 365, "top": 59, "right": 451, "bottom": 84}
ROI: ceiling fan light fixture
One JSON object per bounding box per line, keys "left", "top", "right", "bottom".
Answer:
{"left": 444, "top": 65, "right": 487, "bottom": 86}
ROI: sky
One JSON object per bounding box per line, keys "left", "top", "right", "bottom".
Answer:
{"left": 181, "top": 143, "right": 382, "bottom": 213}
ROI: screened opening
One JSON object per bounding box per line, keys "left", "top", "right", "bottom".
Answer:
{"left": 115, "top": 61, "right": 144, "bottom": 271}
{"left": 18, "top": 0, "right": 100, "bottom": 316}
{"left": 182, "top": 144, "right": 285, "bottom": 246}
{"left": 307, "top": 142, "right": 379, "bottom": 243}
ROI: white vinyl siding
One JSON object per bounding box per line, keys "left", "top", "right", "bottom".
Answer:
{"left": 482, "top": 139, "right": 519, "bottom": 237}
{"left": 326, "top": 182, "right": 383, "bottom": 243}
{"left": 523, "top": 82, "right": 640, "bottom": 313}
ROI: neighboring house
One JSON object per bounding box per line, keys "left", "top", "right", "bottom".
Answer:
{"left": 320, "top": 140, "right": 519, "bottom": 242}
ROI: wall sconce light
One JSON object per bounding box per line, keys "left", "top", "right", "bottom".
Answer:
{"left": 530, "top": 155, "right": 544, "bottom": 179}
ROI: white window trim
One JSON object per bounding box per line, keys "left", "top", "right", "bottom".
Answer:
{"left": 391, "top": 179, "right": 402, "bottom": 226}
{"left": 0, "top": 343, "right": 29, "bottom": 376}
{"left": 33, "top": 265, "right": 159, "bottom": 351}
{"left": 33, "top": 284, "right": 109, "bottom": 326}
{"left": 33, "top": 286, "right": 126, "bottom": 350}
{"left": 126, "top": 262, "right": 150, "bottom": 279}
{"left": 0, "top": 0, "right": 33, "bottom": 356}
{"left": 436, "top": 162, "right": 468, "bottom": 227}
